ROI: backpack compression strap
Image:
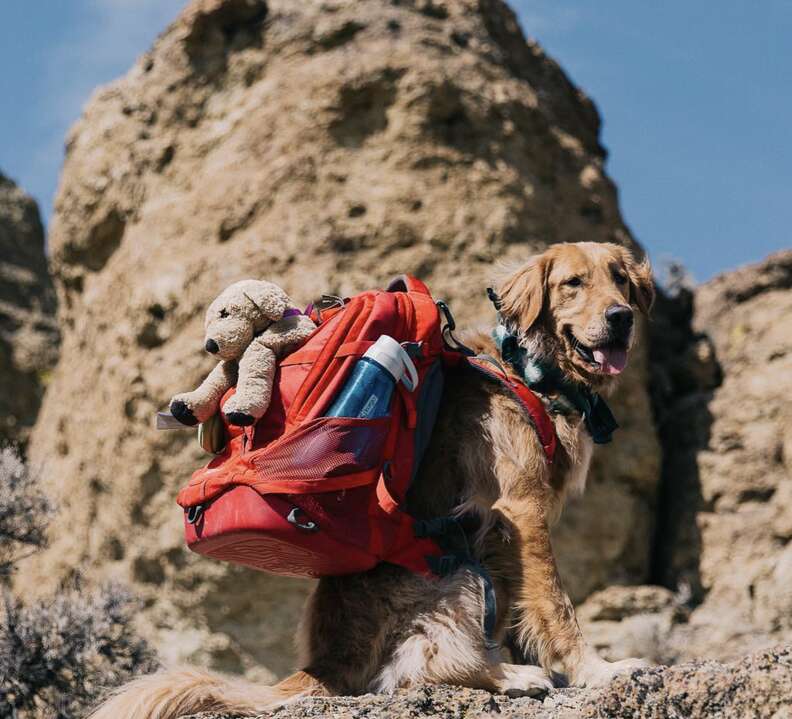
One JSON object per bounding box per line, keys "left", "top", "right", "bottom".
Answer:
{"left": 465, "top": 355, "right": 557, "bottom": 463}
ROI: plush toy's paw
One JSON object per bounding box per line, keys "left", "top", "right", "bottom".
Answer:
{"left": 225, "top": 411, "right": 255, "bottom": 426}
{"left": 170, "top": 399, "right": 199, "bottom": 426}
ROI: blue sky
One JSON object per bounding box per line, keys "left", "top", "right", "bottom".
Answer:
{"left": 0, "top": 1, "right": 790, "bottom": 282}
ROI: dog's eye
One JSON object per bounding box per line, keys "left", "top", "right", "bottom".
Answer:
{"left": 219, "top": 308, "right": 230, "bottom": 318}
{"left": 613, "top": 272, "right": 628, "bottom": 286}
{"left": 564, "top": 277, "right": 583, "bottom": 288}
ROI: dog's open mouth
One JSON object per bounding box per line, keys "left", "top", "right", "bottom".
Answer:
{"left": 566, "top": 329, "right": 628, "bottom": 376}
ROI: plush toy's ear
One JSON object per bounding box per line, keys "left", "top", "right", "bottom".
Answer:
{"left": 243, "top": 281, "right": 289, "bottom": 321}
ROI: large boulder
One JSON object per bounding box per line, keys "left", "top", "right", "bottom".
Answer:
{"left": 0, "top": 173, "right": 58, "bottom": 447}
{"left": 23, "top": 0, "right": 659, "bottom": 677}
{"left": 189, "top": 644, "right": 792, "bottom": 719}
{"left": 654, "top": 250, "right": 792, "bottom": 661}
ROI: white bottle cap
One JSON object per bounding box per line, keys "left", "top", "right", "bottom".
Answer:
{"left": 364, "top": 335, "right": 418, "bottom": 391}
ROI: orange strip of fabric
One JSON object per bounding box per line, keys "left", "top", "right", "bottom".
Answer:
{"left": 248, "top": 468, "right": 381, "bottom": 495}
{"left": 279, "top": 340, "right": 376, "bottom": 367}
{"left": 465, "top": 357, "right": 557, "bottom": 463}
{"left": 287, "top": 297, "right": 367, "bottom": 424}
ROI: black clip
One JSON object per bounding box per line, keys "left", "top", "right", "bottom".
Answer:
{"left": 436, "top": 300, "right": 474, "bottom": 356}
{"left": 186, "top": 505, "right": 204, "bottom": 524}
{"left": 287, "top": 507, "right": 319, "bottom": 532}
{"left": 436, "top": 300, "right": 456, "bottom": 331}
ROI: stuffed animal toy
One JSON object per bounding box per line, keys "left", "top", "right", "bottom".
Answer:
{"left": 170, "top": 279, "right": 315, "bottom": 427}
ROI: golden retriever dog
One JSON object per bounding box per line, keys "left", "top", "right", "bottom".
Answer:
{"left": 91, "top": 241, "right": 654, "bottom": 718}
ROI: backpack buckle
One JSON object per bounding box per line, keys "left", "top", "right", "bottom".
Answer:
{"left": 436, "top": 300, "right": 456, "bottom": 331}
{"left": 186, "top": 505, "right": 204, "bottom": 524}
{"left": 436, "top": 300, "right": 474, "bottom": 356}
{"left": 287, "top": 507, "right": 319, "bottom": 532}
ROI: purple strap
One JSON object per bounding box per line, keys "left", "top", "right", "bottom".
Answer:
{"left": 283, "top": 307, "right": 302, "bottom": 318}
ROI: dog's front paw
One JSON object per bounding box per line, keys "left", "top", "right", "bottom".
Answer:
{"left": 170, "top": 398, "right": 198, "bottom": 426}
{"left": 573, "top": 655, "right": 650, "bottom": 688}
{"left": 225, "top": 411, "right": 255, "bottom": 426}
{"left": 496, "top": 664, "right": 554, "bottom": 698}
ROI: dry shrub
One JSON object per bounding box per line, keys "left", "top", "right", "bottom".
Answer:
{"left": 0, "top": 447, "right": 50, "bottom": 578}
{"left": 0, "top": 448, "right": 158, "bottom": 718}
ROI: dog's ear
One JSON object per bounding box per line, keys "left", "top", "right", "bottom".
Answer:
{"left": 497, "top": 255, "right": 549, "bottom": 331}
{"left": 618, "top": 248, "right": 655, "bottom": 315}
{"left": 243, "top": 281, "right": 288, "bottom": 321}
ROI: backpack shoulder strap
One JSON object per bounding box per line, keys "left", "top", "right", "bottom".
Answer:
{"left": 465, "top": 355, "right": 557, "bottom": 463}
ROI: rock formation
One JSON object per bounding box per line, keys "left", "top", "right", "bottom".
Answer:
{"left": 655, "top": 250, "right": 792, "bottom": 660}
{"left": 579, "top": 250, "right": 792, "bottom": 666}
{"left": 0, "top": 173, "right": 58, "bottom": 447}
{"left": 21, "top": 0, "right": 660, "bottom": 676}
{"left": 187, "top": 644, "right": 792, "bottom": 719}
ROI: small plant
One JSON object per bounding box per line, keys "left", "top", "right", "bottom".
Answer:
{"left": 0, "top": 447, "right": 50, "bottom": 579}
{"left": 0, "top": 448, "right": 158, "bottom": 718}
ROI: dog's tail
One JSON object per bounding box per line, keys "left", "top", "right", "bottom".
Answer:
{"left": 88, "top": 667, "right": 329, "bottom": 719}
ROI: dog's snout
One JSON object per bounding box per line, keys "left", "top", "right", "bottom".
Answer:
{"left": 605, "top": 304, "right": 633, "bottom": 332}
{"left": 205, "top": 338, "right": 220, "bottom": 354}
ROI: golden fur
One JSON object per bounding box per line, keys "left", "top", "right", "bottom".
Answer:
{"left": 90, "top": 242, "right": 654, "bottom": 718}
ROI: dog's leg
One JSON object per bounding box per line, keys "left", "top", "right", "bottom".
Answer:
{"left": 170, "top": 360, "right": 237, "bottom": 425}
{"left": 222, "top": 337, "right": 276, "bottom": 425}
{"left": 494, "top": 497, "right": 647, "bottom": 688}
{"left": 369, "top": 569, "right": 552, "bottom": 697}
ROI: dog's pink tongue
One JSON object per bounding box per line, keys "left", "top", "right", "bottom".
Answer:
{"left": 593, "top": 347, "right": 628, "bottom": 375}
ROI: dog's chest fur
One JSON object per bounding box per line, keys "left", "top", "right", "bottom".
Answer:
{"left": 408, "top": 336, "right": 594, "bottom": 534}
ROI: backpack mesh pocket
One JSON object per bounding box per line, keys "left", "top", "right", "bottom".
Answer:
{"left": 252, "top": 416, "right": 389, "bottom": 483}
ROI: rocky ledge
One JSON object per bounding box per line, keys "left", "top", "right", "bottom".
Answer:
{"left": 188, "top": 644, "right": 792, "bottom": 719}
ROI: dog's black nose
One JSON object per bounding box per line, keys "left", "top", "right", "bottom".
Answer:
{"left": 205, "top": 338, "right": 219, "bottom": 354}
{"left": 605, "top": 304, "right": 633, "bottom": 333}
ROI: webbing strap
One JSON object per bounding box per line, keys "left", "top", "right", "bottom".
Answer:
{"left": 465, "top": 355, "right": 557, "bottom": 463}
{"left": 415, "top": 516, "right": 498, "bottom": 649}
{"left": 280, "top": 340, "right": 375, "bottom": 367}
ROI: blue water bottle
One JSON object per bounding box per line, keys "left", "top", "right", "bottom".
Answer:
{"left": 326, "top": 335, "right": 418, "bottom": 418}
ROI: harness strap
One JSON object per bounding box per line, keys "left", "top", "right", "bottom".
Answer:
{"left": 415, "top": 516, "right": 499, "bottom": 651}
{"left": 465, "top": 355, "right": 557, "bottom": 463}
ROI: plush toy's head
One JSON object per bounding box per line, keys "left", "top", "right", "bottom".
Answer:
{"left": 203, "top": 279, "right": 290, "bottom": 361}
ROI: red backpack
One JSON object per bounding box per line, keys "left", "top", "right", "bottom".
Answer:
{"left": 176, "top": 276, "right": 556, "bottom": 579}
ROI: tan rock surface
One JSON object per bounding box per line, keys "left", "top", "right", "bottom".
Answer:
{"left": 0, "top": 172, "right": 58, "bottom": 447}
{"left": 186, "top": 644, "right": 792, "bottom": 719}
{"left": 667, "top": 250, "right": 792, "bottom": 660}
{"left": 585, "top": 251, "right": 792, "bottom": 666}
{"left": 21, "top": 0, "right": 659, "bottom": 677}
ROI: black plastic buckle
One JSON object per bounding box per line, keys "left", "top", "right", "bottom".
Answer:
{"left": 287, "top": 507, "right": 319, "bottom": 532}
{"left": 186, "top": 505, "right": 204, "bottom": 524}
{"left": 436, "top": 300, "right": 456, "bottom": 332}
{"left": 436, "top": 300, "right": 475, "bottom": 357}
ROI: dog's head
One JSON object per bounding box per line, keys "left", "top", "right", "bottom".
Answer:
{"left": 203, "top": 279, "right": 289, "bottom": 361}
{"left": 497, "top": 242, "right": 654, "bottom": 388}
